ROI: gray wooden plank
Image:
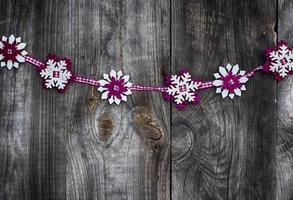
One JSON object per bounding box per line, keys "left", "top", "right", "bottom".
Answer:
{"left": 0, "top": 1, "right": 48, "bottom": 199}
{"left": 276, "top": 1, "right": 293, "bottom": 200}
{"left": 171, "top": 0, "right": 277, "bottom": 199}
{"left": 0, "top": 0, "right": 171, "bottom": 200}
{"left": 64, "top": 0, "right": 171, "bottom": 199}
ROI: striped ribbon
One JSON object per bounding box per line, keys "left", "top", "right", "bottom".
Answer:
{"left": 24, "top": 55, "right": 263, "bottom": 92}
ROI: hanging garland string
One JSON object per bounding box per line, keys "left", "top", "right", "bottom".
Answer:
{"left": 0, "top": 34, "right": 292, "bottom": 109}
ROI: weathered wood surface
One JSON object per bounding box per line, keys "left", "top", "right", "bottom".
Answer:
{"left": 171, "top": 0, "right": 277, "bottom": 200}
{"left": 0, "top": 0, "right": 170, "bottom": 200}
{"left": 0, "top": 0, "right": 293, "bottom": 200}
{"left": 277, "top": 1, "right": 293, "bottom": 200}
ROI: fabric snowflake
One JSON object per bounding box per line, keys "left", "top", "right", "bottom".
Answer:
{"left": 212, "top": 64, "right": 248, "bottom": 99}
{"left": 0, "top": 34, "right": 28, "bottom": 69}
{"left": 98, "top": 70, "right": 132, "bottom": 105}
{"left": 263, "top": 41, "right": 293, "bottom": 80}
{"left": 163, "top": 69, "right": 201, "bottom": 110}
{"left": 39, "top": 54, "right": 73, "bottom": 92}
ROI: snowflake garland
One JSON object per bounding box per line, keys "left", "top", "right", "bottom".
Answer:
{"left": 163, "top": 69, "right": 201, "bottom": 110}
{"left": 98, "top": 70, "right": 132, "bottom": 105}
{"left": 39, "top": 54, "right": 73, "bottom": 92}
{"left": 0, "top": 34, "right": 27, "bottom": 70}
{"left": 263, "top": 41, "right": 293, "bottom": 80}
{"left": 212, "top": 64, "right": 248, "bottom": 99}
{"left": 2, "top": 33, "right": 293, "bottom": 109}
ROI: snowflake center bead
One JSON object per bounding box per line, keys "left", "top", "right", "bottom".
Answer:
{"left": 53, "top": 71, "right": 60, "bottom": 78}
{"left": 7, "top": 49, "right": 13, "bottom": 55}
{"left": 179, "top": 85, "right": 187, "bottom": 92}
{"left": 228, "top": 79, "right": 235, "bottom": 85}
{"left": 113, "top": 85, "right": 120, "bottom": 91}
{"left": 281, "top": 58, "right": 288, "bottom": 65}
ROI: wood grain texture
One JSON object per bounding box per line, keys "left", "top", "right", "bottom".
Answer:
{"left": 276, "top": 1, "right": 293, "bottom": 200}
{"left": 0, "top": 0, "right": 170, "bottom": 200}
{"left": 1, "top": 0, "right": 293, "bottom": 199}
{"left": 171, "top": 0, "right": 277, "bottom": 199}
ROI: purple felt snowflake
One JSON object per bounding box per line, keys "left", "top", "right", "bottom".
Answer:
{"left": 98, "top": 70, "right": 132, "bottom": 105}
{"left": 263, "top": 41, "right": 293, "bottom": 81}
{"left": 163, "top": 69, "right": 201, "bottom": 110}
{"left": 0, "top": 34, "right": 27, "bottom": 69}
{"left": 212, "top": 64, "right": 248, "bottom": 99}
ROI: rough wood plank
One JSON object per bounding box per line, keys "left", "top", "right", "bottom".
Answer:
{"left": 0, "top": 1, "right": 52, "bottom": 199}
{"left": 276, "top": 1, "right": 293, "bottom": 200}
{"left": 171, "top": 0, "right": 277, "bottom": 199}
{"left": 65, "top": 1, "right": 171, "bottom": 199}
{"left": 4, "top": 0, "right": 293, "bottom": 199}
{"left": 0, "top": 0, "right": 170, "bottom": 200}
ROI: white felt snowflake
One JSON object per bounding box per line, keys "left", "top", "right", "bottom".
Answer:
{"left": 98, "top": 70, "right": 132, "bottom": 105}
{"left": 269, "top": 43, "right": 293, "bottom": 78}
{"left": 167, "top": 72, "right": 201, "bottom": 105}
{"left": 40, "top": 58, "right": 72, "bottom": 90}
{"left": 212, "top": 64, "right": 248, "bottom": 99}
{"left": 0, "top": 34, "right": 28, "bottom": 70}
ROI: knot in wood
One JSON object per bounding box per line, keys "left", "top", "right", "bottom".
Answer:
{"left": 133, "top": 107, "right": 164, "bottom": 151}
{"left": 98, "top": 115, "right": 115, "bottom": 141}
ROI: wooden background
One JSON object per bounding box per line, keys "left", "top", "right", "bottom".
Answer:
{"left": 0, "top": 0, "right": 292, "bottom": 199}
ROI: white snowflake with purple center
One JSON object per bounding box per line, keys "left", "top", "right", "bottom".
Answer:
{"left": 167, "top": 72, "right": 201, "bottom": 105}
{"left": 0, "top": 34, "right": 28, "bottom": 69}
{"left": 40, "top": 58, "right": 72, "bottom": 90}
{"left": 212, "top": 63, "right": 248, "bottom": 99}
{"left": 98, "top": 70, "right": 132, "bottom": 105}
{"left": 268, "top": 43, "right": 293, "bottom": 78}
